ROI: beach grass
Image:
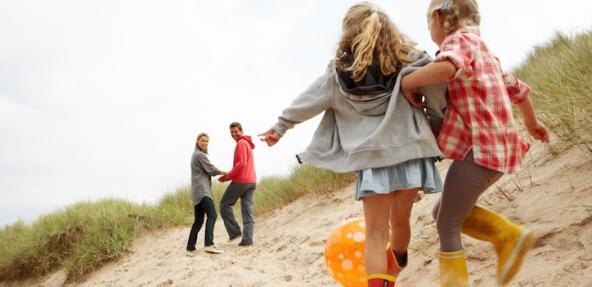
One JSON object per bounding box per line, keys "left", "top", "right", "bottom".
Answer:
{"left": 0, "top": 165, "right": 353, "bottom": 282}
{"left": 513, "top": 30, "right": 592, "bottom": 155}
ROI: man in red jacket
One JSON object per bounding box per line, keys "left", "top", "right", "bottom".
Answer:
{"left": 218, "top": 122, "right": 257, "bottom": 246}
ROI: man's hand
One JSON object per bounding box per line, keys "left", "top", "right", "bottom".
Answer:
{"left": 258, "top": 129, "right": 281, "bottom": 147}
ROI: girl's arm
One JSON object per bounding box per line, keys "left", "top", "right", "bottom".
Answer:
{"left": 259, "top": 70, "right": 334, "bottom": 147}
{"left": 503, "top": 71, "right": 550, "bottom": 143}
{"left": 516, "top": 97, "right": 550, "bottom": 143}
{"left": 400, "top": 60, "right": 457, "bottom": 108}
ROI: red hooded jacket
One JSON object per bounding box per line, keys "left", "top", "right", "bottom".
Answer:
{"left": 219, "top": 135, "right": 256, "bottom": 184}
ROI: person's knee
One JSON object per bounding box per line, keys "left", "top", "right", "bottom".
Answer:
{"left": 390, "top": 214, "right": 411, "bottom": 230}
{"left": 219, "top": 201, "right": 229, "bottom": 210}
{"left": 365, "top": 222, "right": 389, "bottom": 241}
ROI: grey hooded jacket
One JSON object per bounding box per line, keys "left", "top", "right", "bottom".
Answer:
{"left": 271, "top": 51, "right": 447, "bottom": 173}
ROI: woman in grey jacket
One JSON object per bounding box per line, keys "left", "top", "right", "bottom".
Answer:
{"left": 259, "top": 2, "right": 447, "bottom": 286}
{"left": 186, "top": 133, "right": 226, "bottom": 255}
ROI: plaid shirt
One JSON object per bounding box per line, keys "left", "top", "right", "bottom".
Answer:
{"left": 434, "top": 27, "right": 530, "bottom": 174}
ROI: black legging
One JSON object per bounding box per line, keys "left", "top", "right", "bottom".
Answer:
{"left": 186, "top": 197, "right": 217, "bottom": 250}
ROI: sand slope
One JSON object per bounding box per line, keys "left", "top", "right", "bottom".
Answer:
{"left": 9, "top": 143, "right": 591, "bottom": 287}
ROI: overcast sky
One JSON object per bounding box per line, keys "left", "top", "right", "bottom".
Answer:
{"left": 1, "top": 0, "right": 590, "bottom": 227}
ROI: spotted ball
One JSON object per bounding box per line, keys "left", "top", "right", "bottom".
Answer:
{"left": 324, "top": 217, "right": 367, "bottom": 287}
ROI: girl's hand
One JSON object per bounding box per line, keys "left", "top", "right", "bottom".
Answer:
{"left": 258, "top": 129, "right": 281, "bottom": 147}
{"left": 526, "top": 122, "right": 550, "bottom": 143}
{"left": 401, "top": 76, "right": 426, "bottom": 109}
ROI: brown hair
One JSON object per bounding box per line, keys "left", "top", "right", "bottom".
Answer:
{"left": 334, "top": 1, "right": 417, "bottom": 81}
{"left": 427, "top": 0, "right": 480, "bottom": 35}
{"left": 195, "top": 132, "right": 209, "bottom": 152}
{"left": 229, "top": 122, "right": 242, "bottom": 131}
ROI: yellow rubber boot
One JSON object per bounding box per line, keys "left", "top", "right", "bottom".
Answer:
{"left": 439, "top": 251, "right": 468, "bottom": 287}
{"left": 461, "top": 206, "right": 536, "bottom": 285}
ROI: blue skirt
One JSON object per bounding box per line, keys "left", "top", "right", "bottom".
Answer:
{"left": 355, "top": 157, "right": 443, "bottom": 200}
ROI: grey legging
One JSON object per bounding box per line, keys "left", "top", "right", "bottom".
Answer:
{"left": 432, "top": 151, "right": 503, "bottom": 252}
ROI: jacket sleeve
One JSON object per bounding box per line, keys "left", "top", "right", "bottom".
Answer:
{"left": 196, "top": 152, "right": 223, "bottom": 176}
{"left": 272, "top": 67, "right": 335, "bottom": 136}
{"left": 220, "top": 140, "right": 248, "bottom": 181}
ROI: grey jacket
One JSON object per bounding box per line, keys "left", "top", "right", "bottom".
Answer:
{"left": 191, "top": 150, "right": 223, "bottom": 206}
{"left": 271, "top": 51, "right": 447, "bottom": 173}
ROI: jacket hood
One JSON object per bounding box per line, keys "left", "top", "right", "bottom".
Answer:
{"left": 335, "top": 54, "right": 401, "bottom": 116}
{"left": 237, "top": 135, "right": 255, "bottom": 149}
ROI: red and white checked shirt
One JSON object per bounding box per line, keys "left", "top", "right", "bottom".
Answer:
{"left": 434, "top": 27, "right": 530, "bottom": 174}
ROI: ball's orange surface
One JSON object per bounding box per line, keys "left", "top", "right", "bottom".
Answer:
{"left": 324, "top": 217, "right": 367, "bottom": 287}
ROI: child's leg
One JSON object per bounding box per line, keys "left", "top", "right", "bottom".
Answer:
{"left": 385, "top": 188, "right": 418, "bottom": 279}
{"left": 433, "top": 153, "right": 502, "bottom": 251}
{"left": 389, "top": 188, "right": 419, "bottom": 254}
{"left": 362, "top": 194, "right": 392, "bottom": 274}
{"left": 433, "top": 152, "right": 502, "bottom": 286}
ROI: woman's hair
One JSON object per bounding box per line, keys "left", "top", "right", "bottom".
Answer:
{"left": 195, "top": 132, "right": 209, "bottom": 152}
{"left": 427, "top": 0, "right": 480, "bottom": 35}
{"left": 334, "top": 1, "right": 416, "bottom": 81}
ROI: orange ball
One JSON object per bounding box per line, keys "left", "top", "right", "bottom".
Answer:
{"left": 324, "top": 217, "right": 367, "bottom": 287}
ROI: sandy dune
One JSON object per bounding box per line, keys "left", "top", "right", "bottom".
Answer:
{"left": 15, "top": 142, "right": 592, "bottom": 287}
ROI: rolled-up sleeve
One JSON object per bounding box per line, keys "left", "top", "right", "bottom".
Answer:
{"left": 502, "top": 71, "right": 531, "bottom": 104}
{"left": 435, "top": 35, "right": 473, "bottom": 80}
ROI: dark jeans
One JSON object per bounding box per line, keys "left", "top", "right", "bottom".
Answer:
{"left": 186, "top": 197, "right": 217, "bottom": 251}
{"left": 220, "top": 183, "right": 256, "bottom": 244}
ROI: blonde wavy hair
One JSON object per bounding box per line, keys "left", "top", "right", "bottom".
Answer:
{"left": 427, "top": 0, "right": 480, "bottom": 35}
{"left": 334, "top": 2, "right": 416, "bottom": 81}
{"left": 195, "top": 132, "right": 209, "bottom": 153}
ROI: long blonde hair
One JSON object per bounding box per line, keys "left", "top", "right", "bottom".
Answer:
{"left": 427, "top": 0, "right": 480, "bottom": 35}
{"left": 195, "top": 132, "right": 209, "bottom": 153}
{"left": 334, "top": 2, "right": 416, "bottom": 81}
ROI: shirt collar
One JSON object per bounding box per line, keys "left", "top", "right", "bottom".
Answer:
{"left": 456, "top": 26, "right": 480, "bottom": 36}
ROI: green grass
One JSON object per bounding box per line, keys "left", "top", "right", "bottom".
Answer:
{"left": 513, "top": 30, "right": 592, "bottom": 155}
{"left": 0, "top": 165, "right": 354, "bottom": 283}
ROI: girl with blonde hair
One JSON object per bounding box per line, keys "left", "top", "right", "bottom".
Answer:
{"left": 401, "top": 0, "right": 549, "bottom": 285}
{"left": 259, "top": 2, "right": 447, "bottom": 286}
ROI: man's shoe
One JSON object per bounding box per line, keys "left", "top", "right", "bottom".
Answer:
{"left": 185, "top": 250, "right": 195, "bottom": 257}
{"left": 203, "top": 245, "right": 223, "bottom": 254}
{"left": 238, "top": 241, "right": 252, "bottom": 247}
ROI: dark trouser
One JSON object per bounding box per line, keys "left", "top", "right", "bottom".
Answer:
{"left": 432, "top": 151, "right": 503, "bottom": 252}
{"left": 186, "top": 197, "right": 217, "bottom": 251}
{"left": 219, "top": 183, "right": 256, "bottom": 244}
